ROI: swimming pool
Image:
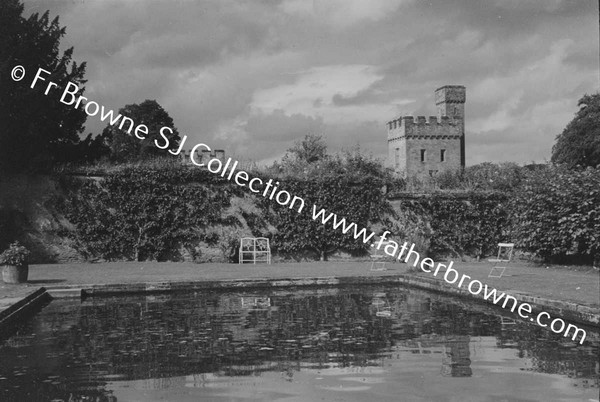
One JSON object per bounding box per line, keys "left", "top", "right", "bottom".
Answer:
{"left": 0, "top": 286, "right": 598, "bottom": 401}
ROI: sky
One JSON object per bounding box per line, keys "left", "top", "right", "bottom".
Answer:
{"left": 25, "top": 0, "right": 599, "bottom": 166}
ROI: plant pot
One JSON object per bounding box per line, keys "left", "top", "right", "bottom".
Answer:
{"left": 2, "top": 264, "right": 29, "bottom": 284}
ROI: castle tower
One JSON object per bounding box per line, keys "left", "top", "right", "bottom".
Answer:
{"left": 387, "top": 85, "right": 466, "bottom": 179}
{"left": 441, "top": 335, "right": 472, "bottom": 377}
{"left": 435, "top": 85, "right": 466, "bottom": 168}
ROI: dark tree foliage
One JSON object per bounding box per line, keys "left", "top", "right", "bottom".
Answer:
{"left": 551, "top": 93, "right": 600, "bottom": 169}
{"left": 282, "top": 134, "right": 328, "bottom": 165}
{"left": 263, "top": 175, "right": 390, "bottom": 261}
{"left": 510, "top": 165, "right": 599, "bottom": 264}
{"left": 403, "top": 193, "right": 510, "bottom": 259}
{"left": 103, "top": 100, "right": 181, "bottom": 162}
{"left": 263, "top": 144, "right": 392, "bottom": 261}
{"left": 53, "top": 133, "right": 110, "bottom": 165}
{"left": 65, "top": 165, "right": 234, "bottom": 261}
{"left": 0, "top": 0, "right": 88, "bottom": 173}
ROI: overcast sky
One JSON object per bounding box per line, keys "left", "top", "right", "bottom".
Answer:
{"left": 26, "top": 0, "right": 599, "bottom": 166}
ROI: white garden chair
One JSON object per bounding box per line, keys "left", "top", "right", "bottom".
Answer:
{"left": 370, "top": 240, "right": 396, "bottom": 271}
{"left": 488, "top": 243, "right": 514, "bottom": 278}
{"left": 239, "top": 237, "right": 271, "bottom": 264}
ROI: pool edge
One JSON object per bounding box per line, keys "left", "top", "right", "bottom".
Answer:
{"left": 0, "top": 287, "right": 52, "bottom": 328}
{"left": 1, "top": 275, "right": 598, "bottom": 329}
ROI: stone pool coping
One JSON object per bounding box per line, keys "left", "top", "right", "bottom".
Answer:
{"left": 0, "top": 287, "right": 52, "bottom": 329}
{"left": 1, "top": 273, "right": 595, "bottom": 332}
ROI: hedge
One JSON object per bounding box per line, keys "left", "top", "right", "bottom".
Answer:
{"left": 61, "top": 163, "right": 599, "bottom": 265}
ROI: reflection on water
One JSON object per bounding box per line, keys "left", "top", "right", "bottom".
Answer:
{"left": 0, "top": 286, "right": 598, "bottom": 402}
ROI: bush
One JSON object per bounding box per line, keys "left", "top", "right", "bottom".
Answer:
{"left": 434, "top": 162, "right": 524, "bottom": 192}
{"left": 64, "top": 164, "right": 237, "bottom": 261}
{"left": 0, "top": 241, "right": 30, "bottom": 266}
{"left": 59, "top": 157, "right": 599, "bottom": 266}
{"left": 511, "top": 166, "right": 600, "bottom": 263}
{"left": 260, "top": 174, "right": 390, "bottom": 261}
{"left": 395, "top": 192, "right": 509, "bottom": 259}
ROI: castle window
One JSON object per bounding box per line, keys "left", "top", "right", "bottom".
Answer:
{"left": 420, "top": 149, "right": 426, "bottom": 162}
{"left": 395, "top": 148, "right": 400, "bottom": 167}
{"left": 440, "top": 149, "right": 446, "bottom": 162}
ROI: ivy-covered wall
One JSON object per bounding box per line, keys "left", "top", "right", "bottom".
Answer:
{"left": 389, "top": 192, "right": 509, "bottom": 260}
{"left": 509, "top": 166, "right": 599, "bottom": 265}
{"left": 2, "top": 164, "right": 598, "bottom": 265}
{"left": 61, "top": 167, "right": 240, "bottom": 261}
{"left": 257, "top": 175, "right": 390, "bottom": 261}
{"left": 60, "top": 166, "right": 391, "bottom": 262}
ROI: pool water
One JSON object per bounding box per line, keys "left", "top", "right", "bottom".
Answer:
{"left": 0, "top": 286, "right": 598, "bottom": 402}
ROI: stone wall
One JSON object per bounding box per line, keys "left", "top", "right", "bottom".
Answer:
{"left": 387, "top": 85, "right": 466, "bottom": 179}
{"left": 405, "top": 136, "right": 462, "bottom": 178}
{"left": 387, "top": 116, "right": 462, "bottom": 176}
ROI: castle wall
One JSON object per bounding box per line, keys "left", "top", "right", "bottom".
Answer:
{"left": 387, "top": 116, "right": 462, "bottom": 176}
{"left": 405, "top": 136, "right": 462, "bottom": 177}
{"left": 387, "top": 119, "right": 406, "bottom": 170}
{"left": 180, "top": 149, "right": 226, "bottom": 165}
{"left": 387, "top": 85, "right": 466, "bottom": 179}
{"left": 388, "top": 136, "right": 407, "bottom": 171}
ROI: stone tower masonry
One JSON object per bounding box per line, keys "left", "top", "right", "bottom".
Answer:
{"left": 387, "top": 85, "right": 466, "bottom": 179}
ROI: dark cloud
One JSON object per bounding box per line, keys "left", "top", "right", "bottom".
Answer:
{"left": 22, "top": 0, "right": 599, "bottom": 166}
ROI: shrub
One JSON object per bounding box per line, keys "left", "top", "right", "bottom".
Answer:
{"left": 260, "top": 174, "right": 391, "bottom": 261}
{"left": 434, "top": 162, "right": 524, "bottom": 192}
{"left": 64, "top": 164, "right": 236, "bottom": 261}
{"left": 510, "top": 165, "right": 600, "bottom": 263}
{"left": 0, "top": 241, "right": 30, "bottom": 266}
{"left": 395, "top": 192, "right": 509, "bottom": 259}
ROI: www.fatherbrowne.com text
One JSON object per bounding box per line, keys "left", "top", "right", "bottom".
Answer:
{"left": 15, "top": 65, "right": 588, "bottom": 344}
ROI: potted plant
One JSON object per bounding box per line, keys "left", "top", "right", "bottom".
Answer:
{"left": 0, "top": 241, "right": 30, "bottom": 284}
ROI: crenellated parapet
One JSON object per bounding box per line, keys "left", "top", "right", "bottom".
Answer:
{"left": 180, "top": 149, "right": 226, "bottom": 165}
{"left": 387, "top": 115, "right": 457, "bottom": 130}
{"left": 387, "top": 115, "right": 461, "bottom": 140}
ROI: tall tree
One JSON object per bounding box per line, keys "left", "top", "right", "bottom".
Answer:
{"left": 286, "top": 134, "right": 328, "bottom": 164}
{"left": 275, "top": 134, "right": 329, "bottom": 176}
{"left": 551, "top": 93, "right": 600, "bottom": 169}
{"left": 0, "top": 0, "right": 87, "bottom": 173}
{"left": 102, "top": 100, "right": 181, "bottom": 162}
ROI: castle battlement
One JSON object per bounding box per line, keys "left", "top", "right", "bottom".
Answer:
{"left": 180, "top": 149, "right": 226, "bottom": 165}
{"left": 387, "top": 115, "right": 457, "bottom": 131}
{"left": 387, "top": 85, "right": 466, "bottom": 178}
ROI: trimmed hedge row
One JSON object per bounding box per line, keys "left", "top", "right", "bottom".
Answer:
{"left": 395, "top": 166, "right": 599, "bottom": 264}
{"left": 510, "top": 166, "right": 599, "bottom": 264}
{"left": 258, "top": 175, "right": 390, "bottom": 260}
{"left": 62, "top": 166, "right": 239, "bottom": 261}
{"left": 394, "top": 192, "right": 509, "bottom": 260}
{"left": 62, "top": 164, "right": 599, "bottom": 265}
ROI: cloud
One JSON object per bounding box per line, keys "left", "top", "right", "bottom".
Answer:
{"left": 25, "top": 0, "right": 599, "bottom": 167}
{"left": 465, "top": 37, "right": 595, "bottom": 164}
{"left": 244, "top": 110, "right": 324, "bottom": 142}
{"left": 250, "top": 65, "right": 404, "bottom": 125}
{"left": 280, "top": 0, "right": 409, "bottom": 29}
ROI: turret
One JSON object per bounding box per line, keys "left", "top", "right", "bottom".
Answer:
{"left": 435, "top": 85, "right": 466, "bottom": 167}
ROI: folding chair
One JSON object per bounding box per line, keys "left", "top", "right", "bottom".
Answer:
{"left": 370, "top": 240, "right": 394, "bottom": 271}
{"left": 488, "top": 243, "right": 514, "bottom": 278}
